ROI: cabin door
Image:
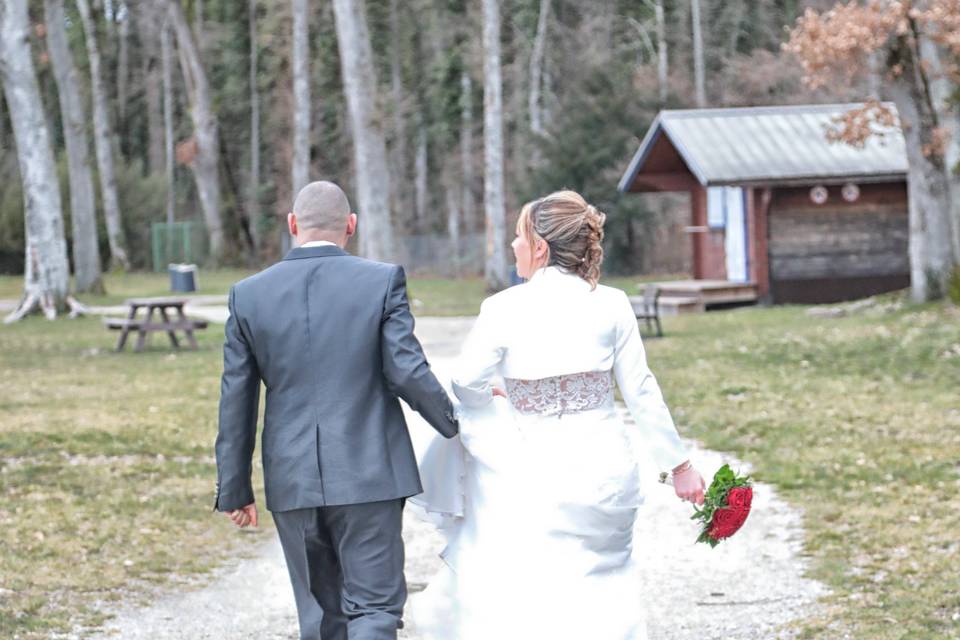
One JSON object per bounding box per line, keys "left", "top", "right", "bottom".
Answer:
{"left": 720, "top": 187, "right": 749, "bottom": 282}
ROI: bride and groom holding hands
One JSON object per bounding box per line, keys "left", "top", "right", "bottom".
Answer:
{"left": 214, "top": 180, "right": 706, "bottom": 639}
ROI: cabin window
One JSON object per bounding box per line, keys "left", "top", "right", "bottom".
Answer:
{"left": 707, "top": 187, "right": 726, "bottom": 228}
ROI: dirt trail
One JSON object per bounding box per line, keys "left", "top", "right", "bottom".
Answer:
{"left": 83, "top": 317, "right": 828, "bottom": 640}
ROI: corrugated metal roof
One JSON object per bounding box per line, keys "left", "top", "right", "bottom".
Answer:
{"left": 618, "top": 103, "right": 908, "bottom": 192}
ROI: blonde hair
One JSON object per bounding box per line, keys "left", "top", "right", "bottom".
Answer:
{"left": 516, "top": 190, "right": 606, "bottom": 289}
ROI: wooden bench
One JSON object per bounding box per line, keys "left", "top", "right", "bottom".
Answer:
{"left": 628, "top": 283, "right": 663, "bottom": 338}
{"left": 105, "top": 297, "right": 209, "bottom": 352}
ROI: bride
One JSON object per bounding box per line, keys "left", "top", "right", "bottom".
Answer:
{"left": 408, "top": 190, "right": 706, "bottom": 639}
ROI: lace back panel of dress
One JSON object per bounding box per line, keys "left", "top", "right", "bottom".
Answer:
{"left": 504, "top": 370, "right": 614, "bottom": 417}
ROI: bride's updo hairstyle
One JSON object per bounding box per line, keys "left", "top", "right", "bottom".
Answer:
{"left": 517, "top": 190, "right": 606, "bottom": 289}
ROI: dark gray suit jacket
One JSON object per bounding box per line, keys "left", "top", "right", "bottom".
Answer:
{"left": 214, "top": 244, "right": 458, "bottom": 513}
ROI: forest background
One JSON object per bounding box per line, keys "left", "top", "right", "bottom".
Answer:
{"left": 1, "top": 0, "right": 958, "bottom": 305}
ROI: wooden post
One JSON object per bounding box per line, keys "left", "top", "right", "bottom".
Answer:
{"left": 690, "top": 186, "right": 707, "bottom": 279}
{"left": 754, "top": 188, "right": 772, "bottom": 300}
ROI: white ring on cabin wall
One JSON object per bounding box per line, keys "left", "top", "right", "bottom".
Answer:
{"left": 841, "top": 182, "right": 860, "bottom": 202}
{"left": 809, "top": 185, "right": 828, "bottom": 205}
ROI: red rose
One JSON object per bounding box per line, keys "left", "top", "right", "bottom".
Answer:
{"left": 708, "top": 509, "right": 737, "bottom": 539}
{"left": 727, "top": 486, "right": 752, "bottom": 509}
{"left": 707, "top": 487, "right": 753, "bottom": 540}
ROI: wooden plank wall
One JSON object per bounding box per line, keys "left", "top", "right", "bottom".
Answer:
{"left": 767, "top": 182, "right": 909, "bottom": 303}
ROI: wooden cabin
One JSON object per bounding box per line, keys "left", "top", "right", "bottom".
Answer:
{"left": 618, "top": 103, "right": 910, "bottom": 306}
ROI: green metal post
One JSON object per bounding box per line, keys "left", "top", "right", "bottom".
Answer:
{"left": 151, "top": 223, "right": 162, "bottom": 272}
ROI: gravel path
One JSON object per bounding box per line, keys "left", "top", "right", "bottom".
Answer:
{"left": 82, "top": 316, "right": 829, "bottom": 640}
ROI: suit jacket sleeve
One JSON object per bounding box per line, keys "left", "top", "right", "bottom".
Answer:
{"left": 381, "top": 265, "right": 459, "bottom": 438}
{"left": 612, "top": 291, "right": 689, "bottom": 472}
{"left": 214, "top": 285, "right": 262, "bottom": 511}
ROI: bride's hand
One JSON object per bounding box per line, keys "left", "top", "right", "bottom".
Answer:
{"left": 492, "top": 387, "right": 507, "bottom": 398}
{"left": 673, "top": 465, "right": 706, "bottom": 505}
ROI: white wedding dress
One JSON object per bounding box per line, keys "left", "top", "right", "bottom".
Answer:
{"left": 408, "top": 266, "right": 690, "bottom": 640}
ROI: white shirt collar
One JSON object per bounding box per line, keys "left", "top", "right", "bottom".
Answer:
{"left": 299, "top": 240, "right": 339, "bottom": 248}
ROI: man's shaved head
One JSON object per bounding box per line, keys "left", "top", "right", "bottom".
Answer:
{"left": 292, "top": 181, "right": 352, "bottom": 232}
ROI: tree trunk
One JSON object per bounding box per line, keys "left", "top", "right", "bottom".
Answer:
{"left": 161, "top": 20, "right": 176, "bottom": 225}
{"left": 44, "top": 0, "right": 104, "bottom": 294}
{"left": 291, "top": 0, "right": 310, "bottom": 198}
{"left": 1, "top": 0, "right": 71, "bottom": 320}
{"left": 194, "top": 0, "right": 203, "bottom": 57}
{"left": 248, "top": 0, "right": 261, "bottom": 250}
{"left": 444, "top": 163, "right": 461, "bottom": 277}
{"left": 461, "top": 69, "right": 476, "bottom": 234}
{"left": 655, "top": 0, "right": 668, "bottom": 105}
{"left": 866, "top": 51, "right": 882, "bottom": 100}
{"left": 76, "top": 0, "right": 130, "bottom": 270}
{"left": 691, "top": 0, "right": 706, "bottom": 108}
{"left": 331, "top": 0, "right": 395, "bottom": 261}
{"left": 481, "top": 0, "right": 508, "bottom": 290}
{"left": 918, "top": 35, "right": 960, "bottom": 266}
{"left": 135, "top": 1, "right": 165, "bottom": 174}
{"left": 528, "top": 0, "right": 550, "bottom": 139}
{"left": 887, "top": 35, "right": 956, "bottom": 302}
{"left": 388, "top": 0, "right": 409, "bottom": 223}
{"left": 117, "top": 6, "right": 130, "bottom": 129}
{"left": 166, "top": 0, "right": 224, "bottom": 263}
{"left": 414, "top": 117, "right": 427, "bottom": 231}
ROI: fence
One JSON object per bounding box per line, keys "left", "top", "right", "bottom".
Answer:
{"left": 397, "top": 232, "right": 486, "bottom": 277}
{"left": 150, "top": 221, "right": 207, "bottom": 271}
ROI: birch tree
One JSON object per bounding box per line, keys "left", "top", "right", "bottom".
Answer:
{"left": 331, "top": 0, "right": 395, "bottom": 261}
{"left": 248, "top": 0, "right": 261, "bottom": 250}
{"left": 165, "top": 0, "right": 225, "bottom": 263}
{"left": 44, "top": 0, "right": 103, "bottom": 294}
{"left": 388, "top": 0, "right": 409, "bottom": 223}
{"left": 161, "top": 20, "right": 175, "bottom": 225}
{"left": 691, "top": 0, "right": 706, "bottom": 107}
{"left": 116, "top": 7, "right": 130, "bottom": 127}
{"left": 528, "top": 0, "right": 550, "bottom": 139}
{"left": 461, "top": 69, "right": 476, "bottom": 233}
{"left": 291, "top": 0, "right": 310, "bottom": 197}
{"left": 414, "top": 117, "right": 427, "bottom": 229}
{"left": 76, "top": 0, "right": 130, "bottom": 270}
{"left": 482, "top": 0, "right": 508, "bottom": 290}
{"left": 134, "top": 1, "right": 165, "bottom": 174}
{"left": 1, "top": 0, "right": 71, "bottom": 320}
{"left": 654, "top": 0, "right": 668, "bottom": 104}
{"left": 787, "top": 1, "right": 960, "bottom": 301}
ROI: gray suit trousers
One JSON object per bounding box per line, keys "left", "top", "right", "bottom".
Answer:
{"left": 273, "top": 499, "right": 406, "bottom": 640}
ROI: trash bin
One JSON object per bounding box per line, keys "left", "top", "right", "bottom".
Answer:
{"left": 169, "top": 263, "right": 198, "bottom": 292}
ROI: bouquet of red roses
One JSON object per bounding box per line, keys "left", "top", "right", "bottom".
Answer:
{"left": 660, "top": 463, "right": 753, "bottom": 547}
{"left": 692, "top": 464, "right": 753, "bottom": 546}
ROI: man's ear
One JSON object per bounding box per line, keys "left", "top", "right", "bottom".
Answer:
{"left": 346, "top": 212, "right": 358, "bottom": 237}
{"left": 287, "top": 212, "right": 297, "bottom": 236}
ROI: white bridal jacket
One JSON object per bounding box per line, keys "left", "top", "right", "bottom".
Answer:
{"left": 408, "top": 265, "right": 691, "bottom": 640}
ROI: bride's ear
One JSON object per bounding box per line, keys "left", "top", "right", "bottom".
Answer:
{"left": 535, "top": 238, "right": 549, "bottom": 264}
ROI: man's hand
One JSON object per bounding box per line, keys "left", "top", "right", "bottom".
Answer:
{"left": 225, "top": 503, "right": 258, "bottom": 528}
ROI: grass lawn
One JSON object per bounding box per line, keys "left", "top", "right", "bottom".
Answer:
{"left": 0, "top": 269, "right": 257, "bottom": 307}
{"left": 1, "top": 271, "right": 958, "bottom": 638}
{"left": 655, "top": 301, "right": 960, "bottom": 639}
{"left": 0, "top": 270, "right": 679, "bottom": 316}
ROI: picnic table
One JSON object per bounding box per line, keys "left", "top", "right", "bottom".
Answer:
{"left": 104, "top": 296, "right": 209, "bottom": 352}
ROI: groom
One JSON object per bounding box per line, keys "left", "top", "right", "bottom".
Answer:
{"left": 214, "top": 181, "right": 459, "bottom": 640}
